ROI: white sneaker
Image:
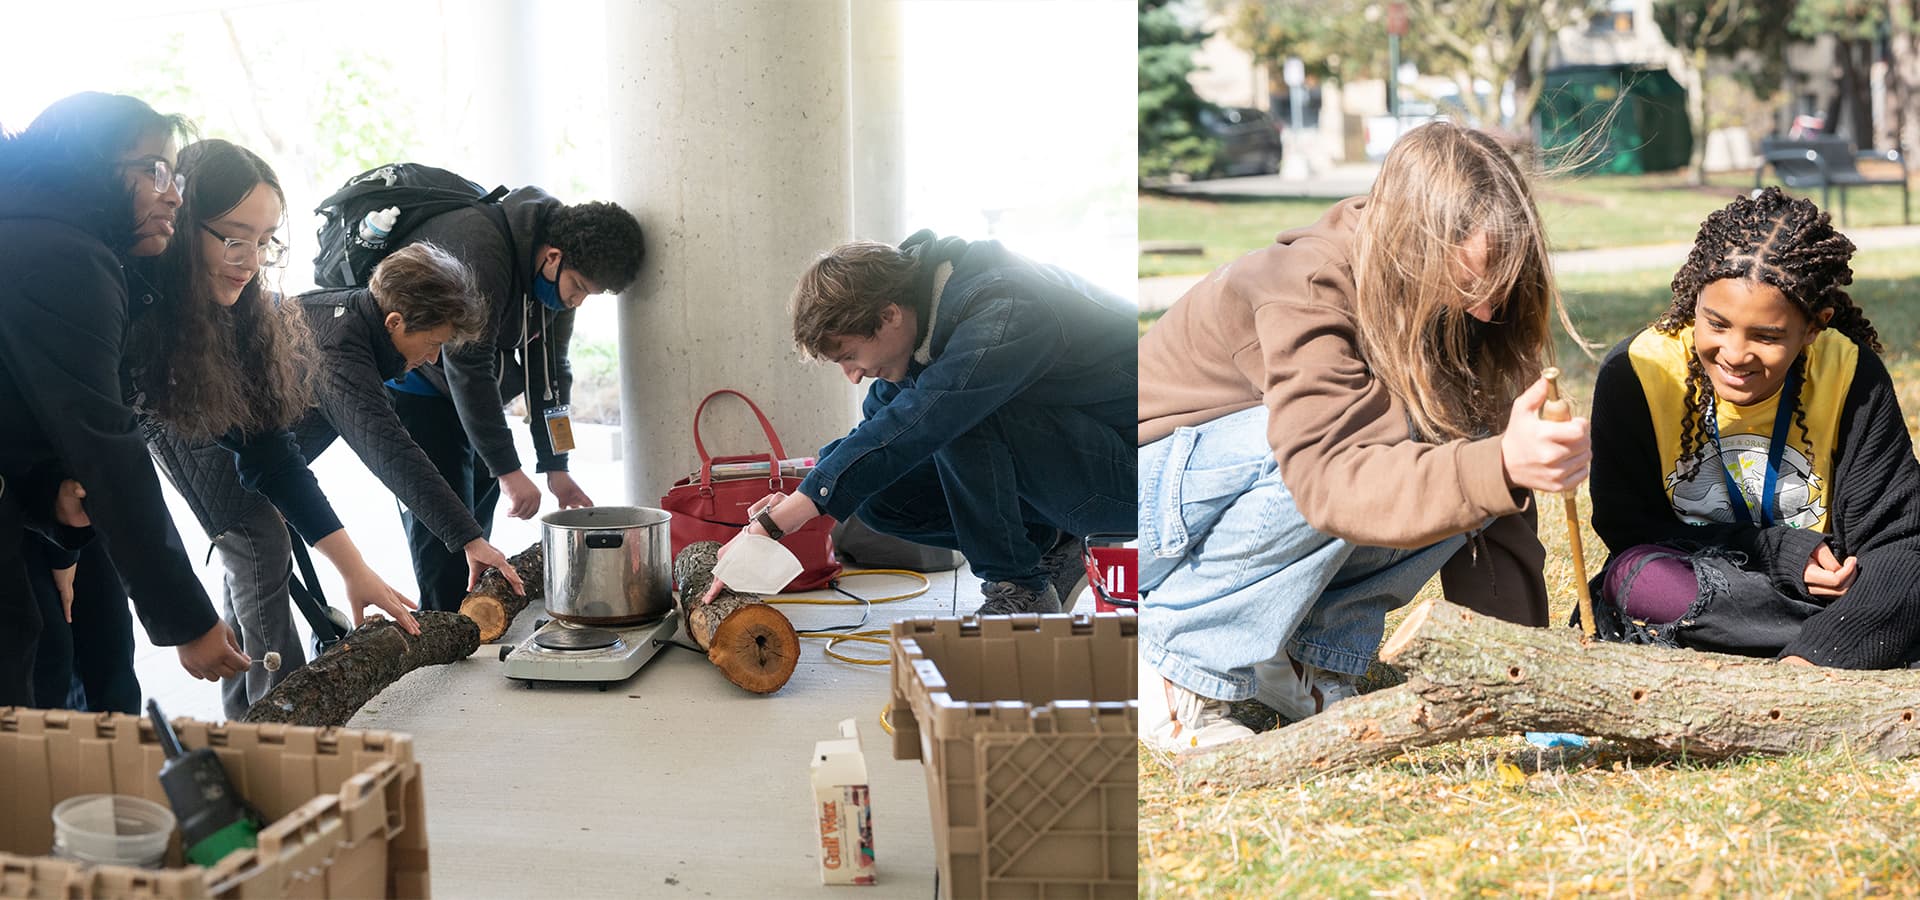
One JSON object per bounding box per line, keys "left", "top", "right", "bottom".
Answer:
{"left": 1140, "top": 664, "right": 1254, "bottom": 753}
{"left": 1253, "top": 653, "right": 1359, "bottom": 723}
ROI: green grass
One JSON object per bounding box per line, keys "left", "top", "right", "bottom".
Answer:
{"left": 1140, "top": 170, "right": 1917, "bottom": 278}
{"left": 1140, "top": 247, "right": 1920, "bottom": 897}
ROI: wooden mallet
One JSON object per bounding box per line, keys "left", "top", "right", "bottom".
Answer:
{"left": 1541, "top": 368, "right": 1596, "bottom": 639}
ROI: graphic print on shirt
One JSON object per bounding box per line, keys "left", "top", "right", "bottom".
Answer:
{"left": 1628, "top": 325, "right": 1858, "bottom": 536}
{"left": 1666, "top": 434, "right": 1824, "bottom": 528}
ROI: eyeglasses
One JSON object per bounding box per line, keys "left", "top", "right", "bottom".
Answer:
{"left": 201, "top": 223, "right": 289, "bottom": 268}
{"left": 122, "top": 156, "right": 185, "bottom": 196}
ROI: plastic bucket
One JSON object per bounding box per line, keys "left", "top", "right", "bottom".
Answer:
{"left": 51, "top": 794, "right": 176, "bottom": 869}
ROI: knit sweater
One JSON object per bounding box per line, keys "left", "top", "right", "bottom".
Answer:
{"left": 1589, "top": 329, "right": 1920, "bottom": 668}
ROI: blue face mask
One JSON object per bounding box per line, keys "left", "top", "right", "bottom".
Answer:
{"left": 534, "top": 260, "right": 566, "bottom": 311}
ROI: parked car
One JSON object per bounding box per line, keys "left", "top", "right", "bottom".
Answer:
{"left": 1199, "top": 106, "right": 1283, "bottom": 178}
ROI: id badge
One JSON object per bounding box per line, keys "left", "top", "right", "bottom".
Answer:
{"left": 544, "top": 405, "right": 576, "bottom": 454}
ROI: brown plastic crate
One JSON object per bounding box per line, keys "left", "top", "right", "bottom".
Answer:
{"left": 0, "top": 708, "right": 429, "bottom": 898}
{"left": 888, "top": 613, "right": 1136, "bottom": 900}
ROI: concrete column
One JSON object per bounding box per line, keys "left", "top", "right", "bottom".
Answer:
{"left": 606, "top": 0, "right": 861, "bottom": 505}
{"left": 850, "top": 0, "right": 905, "bottom": 244}
{"left": 460, "top": 0, "right": 543, "bottom": 187}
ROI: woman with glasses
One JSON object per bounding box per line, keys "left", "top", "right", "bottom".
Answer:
{"left": 114, "top": 139, "right": 423, "bottom": 718}
{"left": 0, "top": 93, "right": 252, "bottom": 709}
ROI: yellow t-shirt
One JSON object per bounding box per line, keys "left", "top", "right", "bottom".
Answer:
{"left": 1626, "top": 326, "right": 1857, "bottom": 532}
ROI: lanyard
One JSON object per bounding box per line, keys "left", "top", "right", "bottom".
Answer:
{"left": 1703, "top": 363, "right": 1801, "bottom": 527}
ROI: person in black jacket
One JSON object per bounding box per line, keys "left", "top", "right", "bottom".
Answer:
{"left": 384, "top": 185, "right": 643, "bottom": 611}
{"left": 117, "top": 140, "right": 425, "bottom": 717}
{"left": 0, "top": 92, "right": 249, "bottom": 707}
{"left": 1587, "top": 187, "right": 1920, "bottom": 669}
{"left": 294, "top": 244, "right": 525, "bottom": 596}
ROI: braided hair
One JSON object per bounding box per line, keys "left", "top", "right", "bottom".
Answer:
{"left": 1655, "top": 187, "right": 1880, "bottom": 482}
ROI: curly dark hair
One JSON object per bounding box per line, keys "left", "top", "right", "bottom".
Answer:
{"left": 1655, "top": 186, "right": 1881, "bottom": 482}
{"left": 128, "top": 139, "right": 315, "bottom": 441}
{"left": 548, "top": 201, "right": 644, "bottom": 293}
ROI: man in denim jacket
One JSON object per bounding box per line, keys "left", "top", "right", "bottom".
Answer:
{"left": 732, "top": 230, "right": 1137, "bottom": 615}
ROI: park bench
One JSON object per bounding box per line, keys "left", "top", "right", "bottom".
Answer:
{"left": 1754, "top": 135, "right": 1909, "bottom": 227}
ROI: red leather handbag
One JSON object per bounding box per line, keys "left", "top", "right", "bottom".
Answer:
{"left": 660, "top": 390, "right": 840, "bottom": 592}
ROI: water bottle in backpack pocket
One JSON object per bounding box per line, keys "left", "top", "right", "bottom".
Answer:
{"left": 311, "top": 162, "right": 512, "bottom": 288}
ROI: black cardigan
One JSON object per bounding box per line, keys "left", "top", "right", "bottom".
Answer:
{"left": 1589, "top": 331, "right": 1920, "bottom": 668}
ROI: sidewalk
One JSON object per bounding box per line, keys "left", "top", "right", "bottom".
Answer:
{"left": 1140, "top": 223, "right": 1920, "bottom": 313}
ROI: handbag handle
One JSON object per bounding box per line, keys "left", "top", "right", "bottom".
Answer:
{"left": 699, "top": 452, "right": 784, "bottom": 496}
{"left": 693, "top": 389, "right": 789, "bottom": 464}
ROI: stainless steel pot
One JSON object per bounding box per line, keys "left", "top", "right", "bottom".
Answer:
{"left": 540, "top": 506, "right": 673, "bottom": 626}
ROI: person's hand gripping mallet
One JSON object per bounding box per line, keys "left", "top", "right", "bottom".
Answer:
{"left": 1541, "top": 367, "right": 1596, "bottom": 639}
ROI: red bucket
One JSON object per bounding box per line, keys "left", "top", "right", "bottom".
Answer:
{"left": 1084, "top": 534, "right": 1136, "bottom": 612}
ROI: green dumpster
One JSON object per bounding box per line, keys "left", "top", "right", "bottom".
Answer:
{"left": 1538, "top": 65, "right": 1692, "bottom": 174}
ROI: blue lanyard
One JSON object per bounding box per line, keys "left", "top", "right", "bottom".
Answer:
{"left": 1703, "top": 364, "right": 1801, "bottom": 527}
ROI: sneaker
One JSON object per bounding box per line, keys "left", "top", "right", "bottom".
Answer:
{"left": 974, "top": 581, "right": 1062, "bottom": 616}
{"left": 1141, "top": 668, "right": 1255, "bottom": 753}
{"left": 1252, "top": 653, "right": 1360, "bottom": 723}
{"left": 1040, "top": 533, "right": 1089, "bottom": 611}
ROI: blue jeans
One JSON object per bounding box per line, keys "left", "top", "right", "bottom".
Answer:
{"left": 1138, "top": 406, "right": 1465, "bottom": 701}
{"left": 857, "top": 401, "right": 1135, "bottom": 588}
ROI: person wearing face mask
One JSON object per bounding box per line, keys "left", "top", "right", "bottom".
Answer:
{"left": 1135, "top": 123, "right": 1592, "bottom": 752}
{"left": 0, "top": 93, "right": 249, "bottom": 707}
{"left": 381, "top": 184, "right": 644, "bottom": 612}
{"left": 91, "top": 139, "right": 447, "bottom": 720}
{"left": 1586, "top": 188, "right": 1920, "bottom": 669}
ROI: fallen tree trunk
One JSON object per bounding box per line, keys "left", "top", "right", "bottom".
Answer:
{"left": 243, "top": 612, "right": 480, "bottom": 727}
{"left": 673, "top": 541, "right": 800, "bottom": 694}
{"left": 1178, "top": 598, "right": 1920, "bottom": 789}
{"left": 457, "top": 542, "right": 545, "bottom": 642}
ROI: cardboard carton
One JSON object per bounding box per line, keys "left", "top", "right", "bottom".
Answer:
{"left": 810, "top": 718, "right": 876, "bottom": 885}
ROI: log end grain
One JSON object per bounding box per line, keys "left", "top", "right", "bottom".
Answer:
{"left": 459, "top": 595, "right": 511, "bottom": 643}
{"left": 707, "top": 603, "right": 800, "bottom": 694}
{"left": 1381, "top": 597, "right": 1436, "bottom": 663}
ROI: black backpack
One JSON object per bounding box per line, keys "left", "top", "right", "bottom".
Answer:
{"left": 311, "top": 163, "right": 511, "bottom": 288}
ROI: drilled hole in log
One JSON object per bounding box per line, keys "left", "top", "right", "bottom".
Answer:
{"left": 1507, "top": 666, "right": 1523, "bottom": 681}
{"left": 1768, "top": 709, "right": 1782, "bottom": 720}
{"left": 1631, "top": 689, "right": 1646, "bottom": 702}
{"left": 1905, "top": 711, "right": 1915, "bottom": 723}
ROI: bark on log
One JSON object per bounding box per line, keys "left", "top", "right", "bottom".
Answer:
{"left": 242, "top": 612, "right": 480, "bottom": 727}
{"left": 1177, "top": 598, "right": 1920, "bottom": 789}
{"left": 457, "top": 543, "right": 545, "bottom": 642}
{"left": 673, "top": 541, "right": 800, "bottom": 694}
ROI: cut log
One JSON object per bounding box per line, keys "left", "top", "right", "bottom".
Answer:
{"left": 457, "top": 542, "right": 545, "bottom": 642}
{"left": 243, "top": 611, "right": 480, "bottom": 727}
{"left": 673, "top": 541, "right": 800, "bottom": 694}
{"left": 1177, "top": 598, "right": 1920, "bottom": 788}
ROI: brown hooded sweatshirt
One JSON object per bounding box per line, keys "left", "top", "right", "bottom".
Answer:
{"left": 1138, "top": 197, "right": 1548, "bottom": 626}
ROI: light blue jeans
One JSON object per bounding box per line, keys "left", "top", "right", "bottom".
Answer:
{"left": 1139, "top": 406, "right": 1466, "bottom": 702}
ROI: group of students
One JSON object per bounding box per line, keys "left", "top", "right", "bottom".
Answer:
{"left": 1, "top": 90, "right": 1145, "bottom": 718}
{"left": 0, "top": 92, "right": 646, "bottom": 716}
{"left": 1139, "top": 121, "right": 1920, "bottom": 751}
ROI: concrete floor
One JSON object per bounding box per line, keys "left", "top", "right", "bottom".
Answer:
{"left": 128, "top": 422, "right": 1012, "bottom": 897}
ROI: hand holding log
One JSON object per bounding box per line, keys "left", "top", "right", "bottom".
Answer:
{"left": 675, "top": 541, "right": 800, "bottom": 694}
{"left": 458, "top": 542, "right": 546, "bottom": 642}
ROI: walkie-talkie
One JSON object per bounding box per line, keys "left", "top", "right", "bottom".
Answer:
{"left": 145, "top": 699, "right": 261, "bottom": 866}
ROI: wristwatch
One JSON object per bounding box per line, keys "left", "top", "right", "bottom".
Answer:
{"left": 754, "top": 508, "right": 786, "bottom": 541}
